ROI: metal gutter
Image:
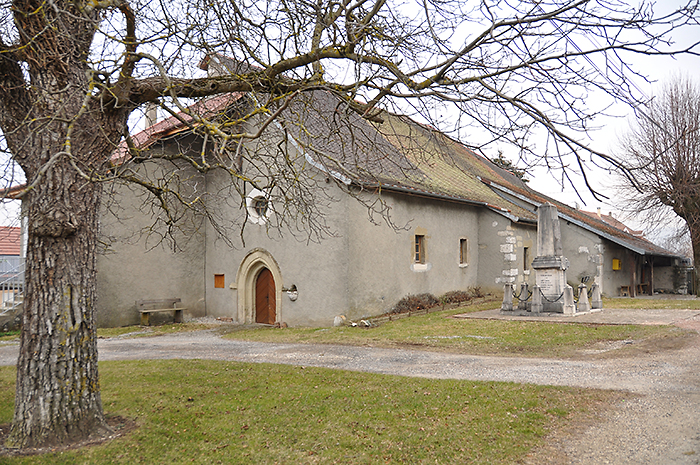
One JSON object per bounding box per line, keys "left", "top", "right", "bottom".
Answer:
{"left": 356, "top": 182, "right": 536, "bottom": 224}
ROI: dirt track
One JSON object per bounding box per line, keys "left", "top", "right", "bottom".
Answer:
{"left": 0, "top": 308, "right": 698, "bottom": 463}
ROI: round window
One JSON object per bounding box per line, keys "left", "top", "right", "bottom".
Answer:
{"left": 252, "top": 197, "right": 268, "bottom": 217}
{"left": 246, "top": 188, "right": 271, "bottom": 224}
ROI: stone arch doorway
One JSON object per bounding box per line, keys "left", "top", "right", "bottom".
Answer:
{"left": 236, "top": 249, "right": 282, "bottom": 324}
{"left": 255, "top": 267, "right": 276, "bottom": 324}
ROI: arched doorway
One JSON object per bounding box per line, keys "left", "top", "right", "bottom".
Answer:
{"left": 255, "top": 268, "right": 276, "bottom": 324}
{"left": 236, "top": 248, "right": 283, "bottom": 324}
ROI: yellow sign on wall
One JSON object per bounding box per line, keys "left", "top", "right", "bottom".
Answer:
{"left": 612, "top": 258, "right": 621, "bottom": 271}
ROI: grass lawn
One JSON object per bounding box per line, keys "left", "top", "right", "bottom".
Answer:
{"left": 219, "top": 299, "right": 693, "bottom": 358}
{"left": 0, "top": 360, "right": 622, "bottom": 464}
{"left": 0, "top": 297, "right": 692, "bottom": 462}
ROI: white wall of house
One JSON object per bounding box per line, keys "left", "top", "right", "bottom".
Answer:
{"left": 559, "top": 220, "right": 605, "bottom": 291}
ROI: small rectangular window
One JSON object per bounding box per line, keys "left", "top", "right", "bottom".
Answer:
{"left": 523, "top": 247, "right": 530, "bottom": 270}
{"left": 414, "top": 235, "right": 425, "bottom": 264}
{"left": 460, "top": 238, "right": 469, "bottom": 265}
{"left": 214, "top": 274, "right": 225, "bottom": 288}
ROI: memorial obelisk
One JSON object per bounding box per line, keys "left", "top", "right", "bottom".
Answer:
{"left": 530, "top": 203, "right": 574, "bottom": 313}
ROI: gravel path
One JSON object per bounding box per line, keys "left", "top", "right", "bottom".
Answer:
{"left": 0, "top": 313, "right": 698, "bottom": 464}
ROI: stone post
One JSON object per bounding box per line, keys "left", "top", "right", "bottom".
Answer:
{"left": 501, "top": 282, "right": 514, "bottom": 312}
{"left": 531, "top": 285, "right": 543, "bottom": 313}
{"left": 563, "top": 285, "right": 575, "bottom": 314}
{"left": 590, "top": 283, "right": 602, "bottom": 310}
{"left": 577, "top": 283, "right": 590, "bottom": 313}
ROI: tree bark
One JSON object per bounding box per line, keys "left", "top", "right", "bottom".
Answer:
{"left": 689, "top": 221, "right": 700, "bottom": 297}
{"left": 6, "top": 168, "right": 111, "bottom": 448}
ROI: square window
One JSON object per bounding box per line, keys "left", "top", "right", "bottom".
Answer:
{"left": 214, "top": 274, "right": 225, "bottom": 288}
{"left": 414, "top": 235, "right": 425, "bottom": 264}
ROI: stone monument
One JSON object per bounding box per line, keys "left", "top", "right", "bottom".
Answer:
{"left": 530, "top": 203, "right": 574, "bottom": 314}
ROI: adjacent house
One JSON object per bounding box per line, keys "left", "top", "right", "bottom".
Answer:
{"left": 0, "top": 226, "right": 23, "bottom": 310}
{"left": 88, "top": 54, "right": 691, "bottom": 328}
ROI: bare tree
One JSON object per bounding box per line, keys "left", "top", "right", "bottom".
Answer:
{"left": 0, "top": 0, "right": 699, "bottom": 449}
{"left": 617, "top": 76, "right": 700, "bottom": 294}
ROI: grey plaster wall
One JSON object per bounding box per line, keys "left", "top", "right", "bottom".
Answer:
{"left": 96, "top": 178, "right": 206, "bottom": 327}
{"left": 202, "top": 183, "right": 483, "bottom": 326}
{"left": 600, "top": 243, "right": 635, "bottom": 297}
{"left": 202, "top": 171, "right": 352, "bottom": 327}
{"left": 476, "top": 209, "right": 535, "bottom": 293}
{"left": 559, "top": 220, "right": 604, "bottom": 290}
{"left": 344, "top": 191, "right": 480, "bottom": 318}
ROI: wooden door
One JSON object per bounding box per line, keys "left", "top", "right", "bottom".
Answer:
{"left": 255, "top": 268, "right": 276, "bottom": 324}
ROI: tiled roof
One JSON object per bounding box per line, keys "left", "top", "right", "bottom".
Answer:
{"left": 480, "top": 174, "right": 679, "bottom": 258}
{"left": 276, "top": 90, "right": 677, "bottom": 257}
{"left": 276, "top": 91, "right": 536, "bottom": 220}
{"left": 581, "top": 210, "right": 644, "bottom": 237}
{"left": 0, "top": 226, "right": 20, "bottom": 256}
{"left": 111, "top": 93, "right": 243, "bottom": 164}
{"left": 121, "top": 61, "right": 678, "bottom": 259}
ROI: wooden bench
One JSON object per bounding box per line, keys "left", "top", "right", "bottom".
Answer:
{"left": 619, "top": 285, "right": 630, "bottom": 297}
{"left": 137, "top": 298, "right": 186, "bottom": 326}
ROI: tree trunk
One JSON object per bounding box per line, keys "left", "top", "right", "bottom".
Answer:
{"left": 6, "top": 160, "right": 111, "bottom": 448}
{"left": 690, "top": 222, "right": 700, "bottom": 297}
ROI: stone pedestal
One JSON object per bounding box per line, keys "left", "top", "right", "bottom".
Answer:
{"left": 530, "top": 285, "right": 543, "bottom": 313}
{"left": 563, "top": 285, "right": 575, "bottom": 314}
{"left": 531, "top": 203, "right": 571, "bottom": 313}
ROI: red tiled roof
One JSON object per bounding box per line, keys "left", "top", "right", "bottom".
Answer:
{"left": 581, "top": 210, "right": 644, "bottom": 237}
{"left": 111, "top": 93, "right": 243, "bottom": 163}
{"left": 0, "top": 226, "right": 21, "bottom": 256}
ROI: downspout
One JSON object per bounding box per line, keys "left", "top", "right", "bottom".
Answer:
{"left": 630, "top": 252, "right": 637, "bottom": 297}
{"left": 204, "top": 156, "right": 208, "bottom": 317}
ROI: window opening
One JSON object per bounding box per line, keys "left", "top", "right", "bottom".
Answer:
{"left": 414, "top": 235, "right": 425, "bottom": 264}
{"left": 245, "top": 188, "right": 271, "bottom": 225}
{"left": 460, "top": 238, "right": 469, "bottom": 265}
{"left": 252, "top": 197, "right": 268, "bottom": 217}
{"left": 214, "top": 274, "right": 225, "bottom": 288}
{"left": 523, "top": 247, "right": 530, "bottom": 270}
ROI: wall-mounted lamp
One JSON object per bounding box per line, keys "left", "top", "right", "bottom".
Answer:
{"left": 283, "top": 284, "right": 298, "bottom": 301}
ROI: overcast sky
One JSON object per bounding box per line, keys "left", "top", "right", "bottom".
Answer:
{"left": 529, "top": 0, "right": 700, "bottom": 226}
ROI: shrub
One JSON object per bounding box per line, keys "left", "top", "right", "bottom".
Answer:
{"left": 439, "top": 287, "right": 485, "bottom": 304}
{"left": 471, "top": 286, "right": 485, "bottom": 298}
{"left": 440, "top": 290, "right": 471, "bottom": 304}
{"left": 391, "top": 293, "right": 439, "bottom": 314}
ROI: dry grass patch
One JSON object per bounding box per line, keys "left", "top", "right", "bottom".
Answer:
{"left": 603, "top": 297, "right": 700, "bottom": 310}
{"left": 221, "top": 301, "right": 692, "bottom": 358}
